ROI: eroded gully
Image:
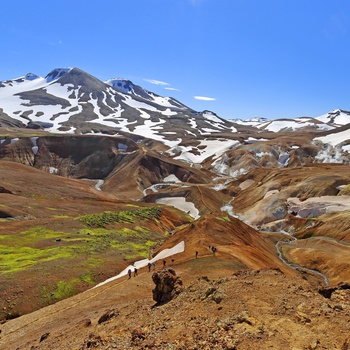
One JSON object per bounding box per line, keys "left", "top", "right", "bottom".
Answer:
{"left": 221, "top": 202, "right": 330, "bottom": 286}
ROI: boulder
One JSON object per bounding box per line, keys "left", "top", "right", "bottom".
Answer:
{"left": 152, "top": 268, "right": 183, "bottom": 304}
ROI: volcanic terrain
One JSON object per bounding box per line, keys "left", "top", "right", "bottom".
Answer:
{"left": 0, "top": 68, "right": 350, "bottom": 349}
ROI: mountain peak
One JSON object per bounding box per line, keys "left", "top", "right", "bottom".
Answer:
{"left": 45, "top": 67, "right": 73, "bottom": 83}
{"left": 105, "top": 78, "right": 154, "bottom": 100}
{"left": 105, "top": 78, "right": 134, "bottom": 93}
{"left": 24, "top": 73, "right": 41, "bottom": 81}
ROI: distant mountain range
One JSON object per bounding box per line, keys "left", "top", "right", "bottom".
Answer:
{"left": 230, "top": 109, "right": 350, "bottom": 132}
{"left": 0, "top": 67, "right": 236, "bottom": 143}
{"left": 1, "top": 67, "right": 350, "bottom": 141}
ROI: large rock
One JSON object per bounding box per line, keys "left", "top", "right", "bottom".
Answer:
{"left": 152, "top": 268, "right": 183, "bottom": 304}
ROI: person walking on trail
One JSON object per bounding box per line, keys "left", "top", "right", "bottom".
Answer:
{"left": 171, "top": 259, "right": 174, "bottom": 266}
{"left": 153, "top": 262, "right": 156, "bottom": 270}
{"left": 163, "top": 260, "right": 166, "bottom": 268}
{"left": 128, "top": 269, "right": 132, "bottom": 279}
{"left": 196, "top": 251, "right": 198, "bottom": 259}
{"left": 148, "top": 262, "right": 152, "bottom": 272}
{"left": 134, "top": 267, "right": 138, "bottom": 277}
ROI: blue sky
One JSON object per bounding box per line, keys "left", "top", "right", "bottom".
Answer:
{"left": 2, "top": 0, "right": 350, "bottom": 120}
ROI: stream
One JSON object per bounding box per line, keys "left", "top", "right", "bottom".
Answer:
{"left": 221, "top": 202, "right": 330, "bottom": 286}
{"left": 276, "top": 231, "right": 329, "bottom": 286}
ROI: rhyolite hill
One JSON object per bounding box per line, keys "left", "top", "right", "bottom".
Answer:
{"left": 0, "top": 67, "right": 349, "bottom": 349}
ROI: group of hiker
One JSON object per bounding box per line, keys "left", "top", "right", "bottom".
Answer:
{"left": 127, "top": 267, "right": 138, "bottom": 279}
{"left": 208, "top": 245, "right": 217, "bottom": 254}
{"left": 127, "top": 258, "right": 175, "bottom": 279}
{"left": 127, "top": 245, "right": 218, "bottom": 279}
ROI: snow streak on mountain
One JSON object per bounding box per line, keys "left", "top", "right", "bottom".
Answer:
{"left": 0, "top": 67, "right": 236, "bottom": 146}
{"left": 1, "top": 67, "right": 350, "bottom": 164}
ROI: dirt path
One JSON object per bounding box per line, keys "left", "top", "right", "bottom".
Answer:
{"left": 0, "top": 266, "right": 155, "bottom": 349}
{"left": 0, "top": 252, "right": 243, "bottom": 349}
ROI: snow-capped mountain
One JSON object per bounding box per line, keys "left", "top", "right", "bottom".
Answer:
{"left": 2, "top": 67, "right": 350, "bottom": 166}
{"left": 229, "top": 117, "right": 269, "bottom": 127}
{"left": 316, "top": 109, "right": 350, "bottom": 126}
{"left": 230, "top": 108, "right": 350, "bottom": 134}
{"left": 231, "top": 116, "right": 335, "bottom": 133}
{"left": 105, "top": 78, "right": 187, "bottom": 109}
{"left": 0, "top": 67, "right": 236, "bottom": 145}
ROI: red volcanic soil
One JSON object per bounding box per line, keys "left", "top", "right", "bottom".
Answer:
{"left": 0, "top": 216, "right": 349, "bottom": 350}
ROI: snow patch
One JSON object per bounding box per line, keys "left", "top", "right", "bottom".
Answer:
{"left": 173, "top": 139, "right": 239, "bottom": 164}
{"left": 212, "top": 183, "right": 228, "bottom": 191}
{"left": 163, "top": 174, "right": 181, "bottom": 183}
{"left": 314, "top": 128, "right": 350, "bottom": 147}
{"left": 49, "top": 167, "right": 58, "bottom": 174}
{"left": 92, "top": 241, "right": 185, "bottom": 288}
{"left": 315, "top": 144, "right": 344, "bottom": 163}
{"left": 156, "top": 197, "right": 200, "bottom": 219}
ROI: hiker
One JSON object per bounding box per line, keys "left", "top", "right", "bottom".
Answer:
{"left": 195, "top": 251, "right": 198, "bottom": 259}
{"left": 171, "top": 258, "right": 174, "bottom": 266}
{"left": 134, "top": 267, "right": 138, "bottom": 277}
{"left": 153, "top": 262, "right": 156, "bottom": 270}
{"left": 163, "top": 259, "right": 166, "bottom": 268}
{"left": 148, "top": 262, "right": 152, "bottom": 272}
{"left": 128, "top": 269, "right": 132, "bottom": 279}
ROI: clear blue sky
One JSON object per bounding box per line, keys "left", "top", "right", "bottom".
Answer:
{"left": 2, "top": 0, "right": 350, "bottom": 120}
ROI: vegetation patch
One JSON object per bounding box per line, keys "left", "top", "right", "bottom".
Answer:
{"left": 79, "top": 207, "right": 162, "bottom": 228}
{"left": 0, "top": 211, "right": 166, "bottom": 274}
{"left": 215, "top": 216, "right": 231, "bottom": 222}
{"left": 41, "top": 280, "right": 77, "bottom": 304}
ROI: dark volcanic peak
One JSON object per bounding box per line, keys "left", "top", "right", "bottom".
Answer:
{"left": 106, "top": 78, "right": 137, "bottom": 93}
{"left": 105, "top": 78, "right": 192, "bottom": 111}
{"left": 24, "top": 73, "right": 41, "bottom": 81}
{"left": 106, "top": 77, "right": 156, "bottom": 101}
{"left": 45, "top": 67, "right": 73, "bottom": 83}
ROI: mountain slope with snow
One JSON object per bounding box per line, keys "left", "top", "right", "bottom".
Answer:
{"left": 0, "top": 67, "right": 236, "bottom": 143}
{"left": 2, "top": 67, "right": 350, "bottom": 168}
{"left": 316, "top": 109, "right": 350, "bottom": 126}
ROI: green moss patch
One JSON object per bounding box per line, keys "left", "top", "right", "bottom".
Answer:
{"left": 79, "top": 207, "right": 162, "bottom": 228}
{"left": 0, "top": 212, "right": 165, "bottom": 274}
{"left": 215, "top": 216, "right": 231, "bottom": 222}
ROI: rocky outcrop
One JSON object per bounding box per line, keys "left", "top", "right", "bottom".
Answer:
{"left": 0, "top": 135, "right": 138, "bottom": 179}
{"left": 0, "top": 186, "right": 12, "bottom": 194}
{"left": 0, "top": 137, "right": 35, "bottom": 166}
{"left": 152, "top": 268, "right": 183, "bottom": 304}
{"left": 319, "top": 282, "right": 350, "bottom": 299}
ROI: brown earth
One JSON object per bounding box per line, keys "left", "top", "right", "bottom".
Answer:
{"left": 283, "top": 237, "right": 350, "bottom": 284}
{"left": 1, "top": 212, "right": 349, "bottom": 349}
{"left": 1, "top": 254, "right": 349, "bottom": 349}
{"left": 1, "top": 134, "right": 350, "bottom": 349}
{"left": 229, "top": 164, "right": 350, "bottom": 241}
{"left": 0, "top": 160, "right": 191, "bottom": 321}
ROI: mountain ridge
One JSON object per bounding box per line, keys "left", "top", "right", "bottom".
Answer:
{"left": 1, "top": 68, "right": 350, "bottom": 348}
{"left": 0, "top": 67, "right": 239, "bottom": 141}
